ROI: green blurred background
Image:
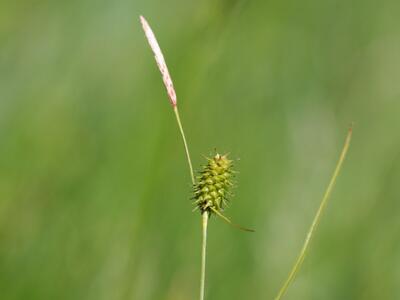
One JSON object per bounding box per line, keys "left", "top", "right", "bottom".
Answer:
{"left": 1, "top": 0, "right": 399, "bottom": 299}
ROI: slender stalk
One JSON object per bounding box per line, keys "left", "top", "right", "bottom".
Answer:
{"left": 274, "top": 126, "right": 353, "bottom": 300}
{"left": 200, "top": 211, "right": 209, "bottom": 300}
{"left": 174, "top": 106, "right": 195, "bottom": 185}
{"left": 140, "top": 15, "right": 207, "bottom": 300}
{"left": 173, "top": 106, "right": 207, "bottom": 300}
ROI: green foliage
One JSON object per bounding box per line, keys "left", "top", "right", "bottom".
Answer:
{"left": 1, "top": 0, "right": 400, "bottom": 300}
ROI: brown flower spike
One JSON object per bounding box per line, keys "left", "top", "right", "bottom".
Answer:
{"left": 140, "top": 15, "right": 195, "bottom": 183}
{"left": 140, "top": 16, "right": 177, "bottom": 107}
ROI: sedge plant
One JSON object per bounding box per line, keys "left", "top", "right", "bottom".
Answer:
{"left": 139, "top": 15, "right": 352, "bottom": 300}
{"left": 140, "top": 16, "right": 253, "bottom": 300}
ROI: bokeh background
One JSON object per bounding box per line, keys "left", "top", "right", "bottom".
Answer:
{"left": 1, "top": 0, "right": 400, "bottom": 299}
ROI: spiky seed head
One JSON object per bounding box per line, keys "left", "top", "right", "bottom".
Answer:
{"left": 193, "top": 153, "right": 235, "bottom": 214}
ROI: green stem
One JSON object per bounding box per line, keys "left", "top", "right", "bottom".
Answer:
{"left": 274, "top": 126, "right": 353, "bottom": 300}
{"left": 173, "top": 106, "right": 207, "bottom": 300}
{"left": 200, "top": 212, "right": 209, "bottom": 300}
{"left": 173, "top": 106, "right": 195, "bottom": 185}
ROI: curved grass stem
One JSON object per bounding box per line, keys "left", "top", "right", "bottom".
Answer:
{"left": 173, "top": 106, "right": 208, "bottom": 300}
{"left": 174, "top": 106, "right": 195, "bottom": 185}
{"left": 274, "top": 126, "right": 353, "bottom": 300}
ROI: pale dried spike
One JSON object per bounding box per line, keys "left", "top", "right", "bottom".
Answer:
{"left": 140, "top": 15, "right": 177, "bottom": 107}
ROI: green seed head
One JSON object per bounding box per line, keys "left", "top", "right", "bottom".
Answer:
{"left": 193, "top": 153, "right": 235, "bottom": 214}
